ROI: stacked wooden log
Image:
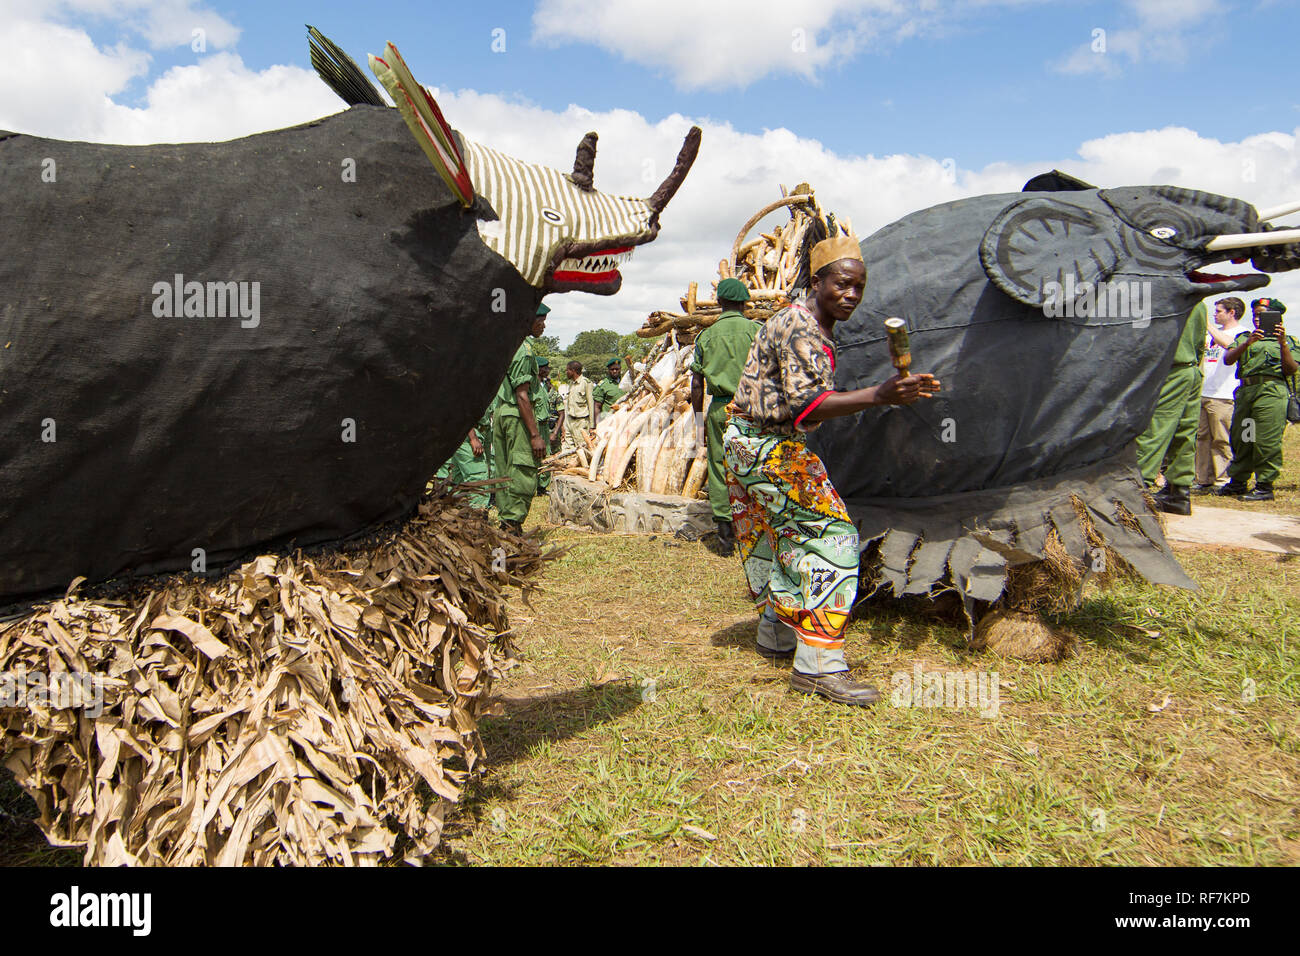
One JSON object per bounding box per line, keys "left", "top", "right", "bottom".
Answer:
{"left": 634, "top": 183, "right": 852, "bottom": 338}
{"left": 543, "top": 185, "right": 854, "bottom": 496}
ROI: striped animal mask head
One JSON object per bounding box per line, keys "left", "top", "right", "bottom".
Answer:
{"left": 366, "top": 41, "right": 701, "bottom": 295}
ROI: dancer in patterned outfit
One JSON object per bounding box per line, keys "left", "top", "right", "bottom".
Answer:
{"left": 725, "top": 235, "right": 940, "bottom": 706}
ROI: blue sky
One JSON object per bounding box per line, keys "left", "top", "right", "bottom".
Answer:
{"left": 7, "top": 0, "right": 1299, "bottom": 341}
{"left": 68, "top": 0, "right": 1297, "bottom": 168}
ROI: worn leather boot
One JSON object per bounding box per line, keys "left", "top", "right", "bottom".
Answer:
{"left": 1214, "top": 481, "right": 1248, "bottom": 497}
{"left": 1241, "top": 482, "right": 1275, "bottom": 501}
{"left": 789, "top": 670, "right": 882, "bottom": 706}
{"left": 1155, "top": 484, "right": 1191, "bottom": 515}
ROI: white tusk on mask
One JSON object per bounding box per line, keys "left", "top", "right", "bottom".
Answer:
{"left": 1205, "top": 228, "right": 1300, "bottom": 252}
{"left": 1257, "top": 200, "right": 1300, "bottom": 222}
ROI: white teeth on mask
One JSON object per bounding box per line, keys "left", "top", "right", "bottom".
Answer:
{"left": 557, "top": 249, "right": 635, "bottom": 273}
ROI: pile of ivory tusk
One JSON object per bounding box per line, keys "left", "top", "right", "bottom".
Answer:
{"left": 545, "top": 337, "right": 708, "bottom": 497}
{"left": 546, "top": 184, "right": 856, "bottom": 496}
{"left": 635, "top": 183, "right": 851, "bottom": 339}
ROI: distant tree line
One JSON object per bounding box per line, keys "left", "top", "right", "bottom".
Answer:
{"left": 532, "top": 329, "right": 655, "bottom": 379}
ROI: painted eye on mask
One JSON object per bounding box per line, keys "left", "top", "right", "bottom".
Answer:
{"left": 540, "top": 207, "right": 566, "bottom": 226}
{"left": 1150, "top": 226, "right": 1177, "bottom": 240}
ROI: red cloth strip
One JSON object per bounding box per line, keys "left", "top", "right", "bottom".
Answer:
{"left": 794, "top": 390, "right": 833, "bottom": 431}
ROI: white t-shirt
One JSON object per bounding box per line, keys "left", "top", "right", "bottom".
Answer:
{"left": 1202, "top": 323, "right": 1246, "bottom": 400}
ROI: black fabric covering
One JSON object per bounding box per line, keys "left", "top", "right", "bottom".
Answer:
{"left": 809, "top": 182, "right": 1285, "bottom": 605}
{"left": 0, "top": 106, "right": 539, "bottom": 603}
{"left": 1021, "top": 169, "right": 1097, "bottom": 192}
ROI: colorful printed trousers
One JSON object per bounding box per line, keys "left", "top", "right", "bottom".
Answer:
{"left": 723, "top": 417, "right": 858, "bottom": 668}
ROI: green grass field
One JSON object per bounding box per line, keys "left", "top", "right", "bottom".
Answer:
{"left": 4, "top": 431, "right": 1298, "bottom": 867}
{"left": 425, "top": 515, "right": 1298, "bottom": 866}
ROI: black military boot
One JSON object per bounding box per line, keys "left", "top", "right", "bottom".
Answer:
{"left": 1215, "top": 480, "right": 1249, "bottom": 497}
{"left": 713, "top": 519, "right": 736, "bottom": 557}
{"left": 1241, "top": 482, "right": 1275, "bottom": 501}
{"left": 1154, "top": 484, "right": 1191, "bottom": 515}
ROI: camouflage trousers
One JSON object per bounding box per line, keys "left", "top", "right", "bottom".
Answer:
{"left": 723, "top": 417, "right": 858, "bottom": 666}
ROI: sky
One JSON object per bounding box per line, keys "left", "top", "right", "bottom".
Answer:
{"left": 3, "top": 0, "right": 1299, "bottom": 345}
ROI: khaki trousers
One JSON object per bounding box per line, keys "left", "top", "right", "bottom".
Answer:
{"left": 563, "top": 418, "right": 592, "bottom": 453}
{"left": 1195, "top": 397, "right": 1234, "bottom": 486}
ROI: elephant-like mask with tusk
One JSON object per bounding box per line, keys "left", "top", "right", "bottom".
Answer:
{"left": 806, "top": 169, "right": 1300, "bottom": 618}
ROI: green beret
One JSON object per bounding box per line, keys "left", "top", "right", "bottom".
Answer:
{"left": 1252, "top": 297, "right": 1286, "bottom": 314}
{"left": 606, "top": 358, "right": 621, "bottom": 368}
{"left": 536, "top": 303, "right": 551, "bottom": 316}
{"left": 716, "top": 278, "right": 751, "bottom": 303}
{"left": 537, "top": 356, "right": 550, "bottom": 366}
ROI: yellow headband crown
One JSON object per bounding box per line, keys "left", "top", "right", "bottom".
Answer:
{"left": 810, "top": 235, "right": 863, "bottom": 276}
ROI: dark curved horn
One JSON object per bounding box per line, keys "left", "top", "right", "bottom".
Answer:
{"left": 647, "top": 126, "right": 702, "bottom": 214}
{"left": 571, "top": 131, "right": 598, "bottom": 191}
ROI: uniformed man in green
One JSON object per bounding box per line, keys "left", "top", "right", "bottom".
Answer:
{"left": 690, "top": 278, "right": 761, "bottom": 555}
{"left": 556, "top": 360, "right": 595, "bottom": 451}
{"left": 1136, "top": 300, "right": 1208, "bottom": 514}
{"left": 492, "top": 303, "right": 549, "bottom": 532}
{"left": 592, "top": 358, "right": 626, "bottom": 421}
{"left": 534, "top": 356, "right": 556, "bottom": 494}
{"left": 1216, "top": 297, "right": 1298, "bottom": 501}
{"left": 434, "top": 395, "right": 496, "bottom": 508}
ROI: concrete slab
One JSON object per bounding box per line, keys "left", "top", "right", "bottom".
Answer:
{"left": 1163, "top": 505, "right": 1300, "bottom": 554}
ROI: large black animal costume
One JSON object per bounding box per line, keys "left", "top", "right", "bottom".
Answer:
{"left": 0, "top": 34, "right": 700, "bottom": 604}
{"left": 809, "top": 172, "right": 1300, "bottom": 612}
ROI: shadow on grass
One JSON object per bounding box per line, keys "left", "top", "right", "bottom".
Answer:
{"left": 707, "top": 599, "right": 977, "bottom": 657}
{"left": 424, "top": 681, "right": 645, "bottom": 864}
{"left": 0, "top": 769, "right": 78, "bottom": 867}
{"left": 707, "top": 619, "right": 759, "bottom": 654}
{"left": 1049, "top": 592, "right": 1235, "bottom": 662}
{"left": 480, "top": 680, "right": 643, "bottom": 766}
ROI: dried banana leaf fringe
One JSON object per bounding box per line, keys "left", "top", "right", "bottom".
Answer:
{"left": 0, "top": 486, "right": 558, "bottom": 866}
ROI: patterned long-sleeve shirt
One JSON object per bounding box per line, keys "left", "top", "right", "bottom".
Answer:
{"left": 731, "top": 301, "right": 836, "bottom": 435}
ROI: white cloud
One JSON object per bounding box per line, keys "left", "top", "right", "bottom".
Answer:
{"left": 8, "top": 0, "right": 241, "bottom": 49}
{"left": 1129, "top": 0, "right": 1223, "bottom": 30}
{"left": 0, "top": 4, "right": 329, "bottom": 143}
{"left": 438, "top": 90, "right": 1300, "bottom": 344}
{"left": 1051, "top": 0, "right": 1225, "bottom": 76}
{"left": 531, "top": 0, "right": 1046, "bottom": 91}
{"left": 1053, "top": 28, "right": 1141, "bottom": 77}
{"left": 96, "top": 53, "right": 343, "bottom": 145}
{"left": 5, "top": 4, "right": 1298, "bottom": 345}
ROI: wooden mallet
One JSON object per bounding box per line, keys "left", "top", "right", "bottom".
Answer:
{"left": 885, "top": 317, "right": 912, "bottom": 378}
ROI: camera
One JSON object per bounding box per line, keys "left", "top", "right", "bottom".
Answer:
{"left": 1256, "top": 310, "right": 1283, "bottom": 336}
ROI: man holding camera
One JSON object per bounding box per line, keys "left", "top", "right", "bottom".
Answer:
{"left": 1193, "top": 297, "right": 1249, "bottom": 492}
{"left": 1216, "top": 297, "right": 1298, "bottom": 501}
